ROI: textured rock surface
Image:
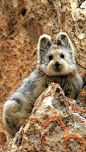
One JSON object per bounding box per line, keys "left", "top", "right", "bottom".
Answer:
{"left": 0, "top": 0, "right": 86, "bottom": 150}
{"left": 2, "top": 83, "right": 86, "bottom": 151}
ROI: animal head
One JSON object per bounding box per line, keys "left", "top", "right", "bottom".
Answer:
{"left": 37, "top": 32, "right": 76, "bottom": 76}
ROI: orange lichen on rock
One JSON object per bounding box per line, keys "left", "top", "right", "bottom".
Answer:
{"left": 66, "top": 99, "right": 71, "bottom": 106}
{"left": 30, "top": 117, "right": 43, "bottom": 128}
{"left": 41, "top": 115, "right": 69, "bottom": 134}
{"left": 80, "top": 118, "right": 86, "bottom": 125}
{"left": 73, "top": 105, "right": 86, "bottom": 114}
{"left": 63, "top": 134, "right": 84, "bottom": 150}
{"left": 40, "top": 135, "right": 48, "bottom": 146}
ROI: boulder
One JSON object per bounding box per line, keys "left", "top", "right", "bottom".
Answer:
{"left": 2, "top": 83, "right": 86, "bottom": 151}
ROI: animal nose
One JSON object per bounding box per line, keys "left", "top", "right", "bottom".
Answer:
{"left": 55, "top": 61, "right": 60, "bottom": 67}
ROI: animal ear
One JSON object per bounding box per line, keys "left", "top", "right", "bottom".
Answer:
{"left": 56, "top": 32, "right": 74, "bottom": 52}
{"left": 37, "top": 34, "right": 51, "bottom": 68}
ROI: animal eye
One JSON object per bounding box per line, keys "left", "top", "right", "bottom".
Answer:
{"left": 60, "top": 53, "right": 64, "bottom": 58}
{"left": 47, "top": 42, "right": 51, "bottom": 47}
{"left": 49, "top": 54, "right": 53, "bottom": 60}
{"left": 57, "top": 40, "right": 62, "bottom": 46}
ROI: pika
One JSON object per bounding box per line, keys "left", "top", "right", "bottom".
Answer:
{"left": 3, "top": 32, "right": 83, "bottom": 136}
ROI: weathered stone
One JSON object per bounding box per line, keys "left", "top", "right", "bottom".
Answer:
{"left": 2, "top": 83, "right": 86, "bottom": 151}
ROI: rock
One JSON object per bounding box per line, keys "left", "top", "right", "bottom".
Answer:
{"left": 2, "top": 83, "right": 86, "bottom": 151}
{"left": 80, "top": 1, "right": 86, "bottom": 9}
{"left": 0, "top": 132, "right": 7, "bottom": 147}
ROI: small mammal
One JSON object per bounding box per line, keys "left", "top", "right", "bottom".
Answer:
{"left": 3, "top": 32, "right": 83, "bottom": 136}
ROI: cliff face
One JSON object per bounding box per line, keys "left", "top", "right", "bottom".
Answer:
{"left": 0, "top": 0, "right": 86, "bottom": 150}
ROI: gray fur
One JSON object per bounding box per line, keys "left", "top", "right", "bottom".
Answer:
{"left": 3, "top": 32, "right": 83, "bottom": 136}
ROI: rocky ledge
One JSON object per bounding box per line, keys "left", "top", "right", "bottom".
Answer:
{"left": 2, "top": 82, "right": 86, "bottom": 152}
